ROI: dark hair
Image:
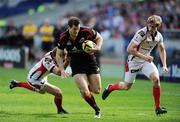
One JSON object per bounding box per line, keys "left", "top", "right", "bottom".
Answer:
{"left": 68, "top": 16, "right": 80, "bottom": 27}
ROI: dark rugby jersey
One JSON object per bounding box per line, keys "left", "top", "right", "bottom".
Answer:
{"left": 57, "top": 27, "right": 97, "bottom": 66}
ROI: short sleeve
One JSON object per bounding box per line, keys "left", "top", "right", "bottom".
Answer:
{"left": 42, "top": 56, "right": 55, "bottom": 72}
{"left": 159, "top": 33, "right": 163, "bottom": 43}
{"left": 131, "top": 30, "right": 145, "bottom": 45}
{"left": 57, "top": 34, "right": 66, "bottom": 50}
{"left": 91, "top": 29, "right": 97, "bottom": 40}
{"left": 82, "top": 27, "right": 97, "bottom": 41}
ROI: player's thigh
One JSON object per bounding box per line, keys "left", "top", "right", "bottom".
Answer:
{"left": 42, "top": 82, "right": 61, "bottom": 96}
{"left": 28, "top": 78, "right": 46, "bottom": 92}
{"left": 87, "top": 74, "right": 101, "bottom": 93}
{"left": 73, "top": 74, "right": 89, "bottom": 93}
{"left": 124, "top": 70, "right": 137, "bottom": 84}
{"left": 142, "top": 62, "right": 159, "bottom": 80}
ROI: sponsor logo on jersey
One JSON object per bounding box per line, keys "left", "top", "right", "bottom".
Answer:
{"left": 72, "top": 47, "right": 77, "bottom": 51}
{"left": 67, "top": 41, "right": 72, "bottom": 45}
{"left": 69, "top": 46, "right": 83, "bottom": 54}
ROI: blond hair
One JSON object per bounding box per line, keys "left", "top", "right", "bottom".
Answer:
{"left": 147, "top": 15, "right": 162, "bottom": 27}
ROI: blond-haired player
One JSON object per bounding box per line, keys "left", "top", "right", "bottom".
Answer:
{"left": 102, "top": 15, "right": 168, "bottom": 115}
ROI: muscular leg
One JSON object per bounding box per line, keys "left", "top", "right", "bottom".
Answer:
{"left": 142, "top": 62, "right": 161, "bottom": 110}
{"left": 149, "top": 72, "right": 161, "bottom": 110}
{"left": 10, "top": 80, "right": 34, "bottom": 91}
{"left": 108, "top": 82, "right": 132, "bottom": 91}
{"left": 107, "top": 70, "right": 136, "bottom": 92}
{"left": 87, "top": 74, "right": 101, "bottom": 94}
{"left": 42, "top": 83, "right": 67, "bottom": 114}
{"left": 142, "top": 62, "right": 167, "bottom": 115}
{"left": 149, "top": 72, "right": 167, "bottom": 115}
{"left": 102, "top": 71, "right": 136, "bottom": 100}
{"left": 73, "top": 74, "right": 100, "bottom": 112}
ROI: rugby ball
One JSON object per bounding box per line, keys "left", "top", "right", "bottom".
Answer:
{"left": 82, "top": 40, "right": 96, "bottom": 52}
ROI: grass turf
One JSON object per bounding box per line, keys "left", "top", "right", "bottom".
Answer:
{"left": 0, "top": 67, "right": 180, "bottom": 122}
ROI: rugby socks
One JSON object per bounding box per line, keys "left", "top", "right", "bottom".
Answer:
{"left": 54, "top": 96, "right": 63, "bottom": 112}
{"left": 16, "top": 82, "right": 34, "bottom": 91}
{"left": 153, "top": 86, "right": 160, "bottom": 110}
{"left": 108, "top": 82, "right": 121, "bottom": 91}
{"left": 83, "top": 93, "right": 100, "bottom": 112}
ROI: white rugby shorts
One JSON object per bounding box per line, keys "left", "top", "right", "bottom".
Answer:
{"left": 125, "top": 60, "right": 159, "bottom": 83}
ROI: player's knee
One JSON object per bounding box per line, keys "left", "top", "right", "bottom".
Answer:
{"left": 150, "top": 73, "right": 160, "bottom": 83}
{"left": 93, "top": 88, "right": 101, "bottom": 94}
{"left": 55, "top": 89, "right": 62, "bottom": 97}
{"left": 55, "top": 93, "right": 62, "bottom": 99}
{"left": 39, "top": 90, "right": 46, "bottom": 94}
{"left": 124, "top": 86, "right": 131, "bottom": 90}
{"left": 124, "top": 83, "right": 132, "bottom": 90}
{"left": 153, "top": 80, "right": 160, "bottom": 87}
{"left": 152, "top": 76, "right": 159, "bottom": 82}
{"left": 151, "top": 76, "right": 160, "bottom": 85}
{"left": 80, "top": 89, "right": 89, "bottom": 96}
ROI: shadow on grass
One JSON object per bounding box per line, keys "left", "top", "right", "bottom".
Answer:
{"left": 0, "top": 111, "right": 94, "bottom": 118}
{"left": 0, "top": 111, "right": 69, "bottom": 118}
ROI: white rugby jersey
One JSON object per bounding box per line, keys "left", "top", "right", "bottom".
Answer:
{"left": 128, "top": 27, "right": 163, "bottom": 63}
{"left": 27, "top": 51, "right": 56, "bottom": 81}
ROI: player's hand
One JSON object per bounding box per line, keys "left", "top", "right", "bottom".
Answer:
{"left": 162, "top": 66, "right": 168, "bottom": 73}
{"left": 85, "top": 45, "right": 99, "bottom": 54}
{"left": 84, "top": 47, "right": 95, "bottom": 55}
{"left": 60, "top": 70, "right": 69, "bottom": 79}
{"left": 145, "top": 55, "right": 154, "bottom": 63}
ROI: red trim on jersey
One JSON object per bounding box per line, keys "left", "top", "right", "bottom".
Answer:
{"left": 30, "top": 62, "right": 47, "bottom": 80}
{"left": 87, "top": 35, "right": 92, "bottom": 40}
{"left": 125, "top": 62, "right": 129, "bottom": 72}
{"left": 81, "top": 28, "right": 94, "bottom": 39}
{"left": 81, "top": 28, "right": 93, "bottom": 34}
{"left": 59, "top": 32, "right": 66, "bottom": 39}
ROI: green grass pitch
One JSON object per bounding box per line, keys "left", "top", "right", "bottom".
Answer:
{"left": 0, "top": 67, "right": 180, "bottom": 122}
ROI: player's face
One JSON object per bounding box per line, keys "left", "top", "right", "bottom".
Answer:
{"left": 148, "top": 23, "right": 160, "bottom": 34}
{"left": 69, "top": 24, "right": 80, "bottom": 38}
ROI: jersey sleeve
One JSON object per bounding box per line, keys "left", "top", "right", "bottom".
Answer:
{"left": 83, "top": 27, "right": 97, "bottom": 41}
{"left": 91, "top": 29, "right": 97, "bottom": 40}
{"left": 131, "top": 30, "right": 145, "bottom": 45}
{"left": 57, "top": 33, "right": 66, "bottom": 50}
{"left": 159, "top": 33, "right": 163, "bottom": 43}
{"left": 42, "top": 56, "right": 56, "bottom": 72}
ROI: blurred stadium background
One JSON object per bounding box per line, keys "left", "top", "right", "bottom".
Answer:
{"left": 0, "top": 0, "right": 180, "bottom": 122}
{"left": 0, "top": 0, "right": 180, "bottom": 81}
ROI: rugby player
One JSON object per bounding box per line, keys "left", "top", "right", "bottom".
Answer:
{"left": 102, "top": 15, "right": 168, "bottom": 115}
{"left": 9, "top": 48, "right": 70, "bottom": 114}
{"left": 56, "top": 16, "right": 103, "bottom": 118}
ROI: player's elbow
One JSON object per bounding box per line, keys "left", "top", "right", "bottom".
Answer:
{"left": 54, "top": 68, "right": 61, "bottom": 76}
{"left": 57, "top": 69, "right": 61, "bottom": 76}
{"left": 93, "top": 89, "right": 101, "bottom": 94}
{"left": 127, "top": 47, "right": 133, "bottom": 54}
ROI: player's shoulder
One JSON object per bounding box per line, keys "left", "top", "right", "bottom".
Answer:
{"left": 157, "top": 31, "right": 163, "bottom": 41}
{"left": 81, "top": 26, "right": 97, "bottom": 37}
{"left": 42, "top": 53, "right": 54, "bottom": 66}
{"left": 157, "top": 31, "right": 163, "bottom": 37}
{"left": 59, "top": 30, "right": 69, "bottom": 40}
{"left": 80, "top": 26, "right": 93, "bottom": 33}
{"left": 136, "top": 27, "right": 147, "bottom": 37}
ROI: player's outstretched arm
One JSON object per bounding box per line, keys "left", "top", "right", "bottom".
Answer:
{"left": 52, "top": 66, "right": 70, "bottom": 77}
{"left": 56, "top": 48, "right": 69, "bottom": 79}
{"left": 63, "top": 56, "right": 70, "bottom": 69}
{"left": 158, "top": 42, "right": 168, "bottom": 73}
{"left": 52, "top": 67, "right": 61, "bottom": 76}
